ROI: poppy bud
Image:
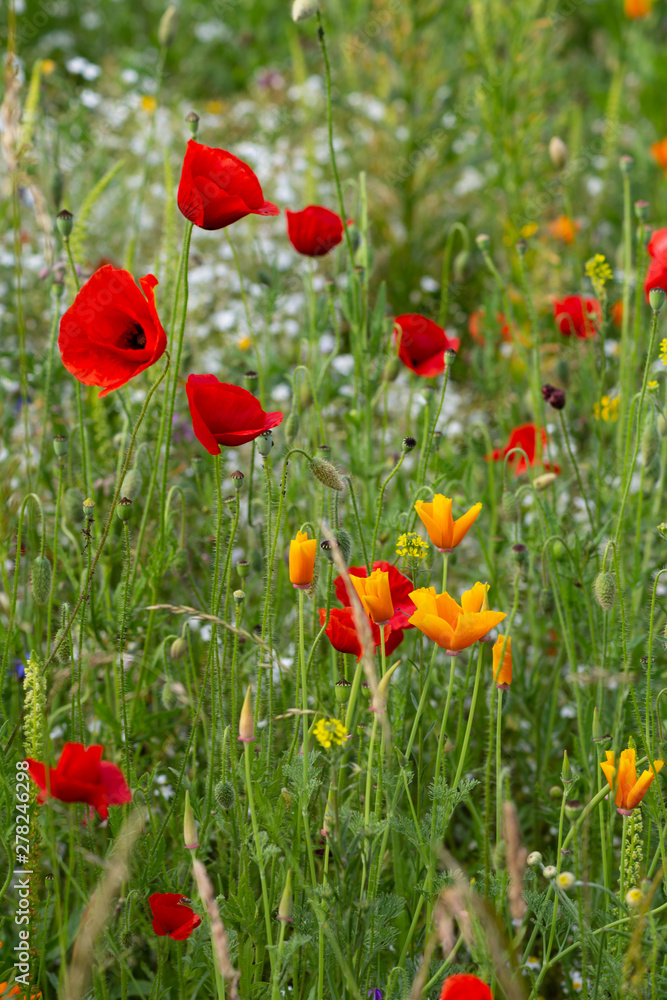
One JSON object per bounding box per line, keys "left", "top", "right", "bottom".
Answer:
{"left": 502, "top": 489, "right": 520, "bottom": 522}
{"left": 256, "top": 430, "right": 274, "bottom": 457}
{"left": 549, "top": 136, "right": 568, "bottom": 169}
{"left": 31, "top": 555, "right": 52, "bottom": 606}
{"left": 215, "top": 780, "right": 235, "bottom": 810}
{"left": 649, "top": 287, "right": 666, "bottom": 314}
{"left": 335, "top": 677, "right": 352, "bottom": 703}
{"left": 237, "top": 559, "right": 249, "bottom": 579}
{"left": 542, "top": 383, "right": 566, "bottom": 410}
{"left": 619, "top": 154, "right": 634, "bottom": 175}
{"left": 538, "top": 587, "right": 555, "bottom": 616}
{"left": 116, "top": 497, "right": 133, "bottom": 522}
{"left": 170, "top": 637, "right": 187, "bottom": 661}
{"left": 231, "top": 470, "right": 245, "bottom": 491}
{"left": 548, "top": 785, "right": 562, "bottom": 800}
{"left": 277, "top": 868, "right": 293, "bottom": 921}
{"left": 321, "top": 783, "right": 336, "bottom": 836}
{"left": 594, "top": 571, "right": 615, "bottom": 611}
{"left": 54, "top": 627, "right": 70, "bottom": 663}
{"left": 543, "top": 865, "right": 557, "bottom": 880}
{"left": 183, "top": 789, "right": 199, "bottom": 849}
{"left": 122, "top": 467, "right": 143, "bottom": 500}
{"left": 320, "top": 539, "right": 339, "bottom": 562}
{"left": 561, "top": 750, "right": 572, "bottom": 786}
{"left": 309, "top": 456, "right": 345, "bottom": 491}
{"left": 527, "top": 851, "right": 543, "bottom": 868}
{"left": 402, "top": 436, "right": 416, "bottom": 453}
{"left": 83, "top": 497, "right": 95, "bottom": 520}
{"left": 285, "top": 411, "right": 300, "bottom": 446}
{"left": 281, "top": 787, "right": 292, "bottom": 809}
{"left": 336, "top": 528, "right": 352, "bottom": 563}
{"left": 453, "top": 247, "right": 470, "bottom": 282}
{"left": 372, "top": 662, "right": 399, "bottom": 714}
{"left": 56, "top": 209, "right": 74, "bottom": 237}
{"left": 238, "top": 686, "right": 255, "bottom": 742}
{"left": 158, "top": 5, "right": 178, "bottom": 47}
{"left": 185, "top": 110, "right": 200, "bottom": 138}
{"left": 635, "top": 200, "right": 649, "bottom": 222}
{"left": 53, "top": 434, "right": 68, "bottom": 457}
{"left": 382, "top": 356, "right": 401, "bottom": 383}
{"left": 291, "top": 0, "right": 317, "bottom": 21}
{"left": 533, "top": 472, "right": 558, "bottom": 491}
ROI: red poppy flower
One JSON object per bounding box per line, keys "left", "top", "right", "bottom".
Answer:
{"left": 149, "top": 893, "right": 202, "bottom": 941}
{"left": 394, "top": 315, "right": 461, "bottom": 377}
{"left": 553, "top": 295, "right": 601, "bottom": 339}
{"left": 177, "top": 139, "right": 279, "bottom": 230}
{"left": 334, "top": 562, "right": 415, "bottom": 631}
{"left": 25, "top": 743, "right": 131, "bottom": 821}
{"left": 319, "top": 607, "right": 404, "bottom": 659}
{"left": 440, "top": 974, "right": 492, "bottom": 1000}
{"left": 644, "top": 228, "right": 667, "bottom": 302}
{"left": 286, "top": 205, "right": 346, "bottom": 256}
{"left": 185, "top": 374, "right": 283, "bottom": 455}
{"left": 468, "top": 309, "right": 512, "bottom": 347}
{"left": 58, "top": 265, "right": 167, "bottom": 398}
{"left": 487, "top": 423, "right": 559, "bottom": 476}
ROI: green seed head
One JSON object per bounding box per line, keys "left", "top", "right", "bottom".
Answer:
{"left": 215, "top": 781, "right": 235, "bottom": 810}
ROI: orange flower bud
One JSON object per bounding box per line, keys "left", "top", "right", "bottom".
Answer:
{"left": 238, "top": 686, "right": 255, "bottom": 743}
{"left": 289, "top": 529, "right": 317, "bottom": 589}
{"left": 492, "top": 635, "right": 512, "bottom": 689}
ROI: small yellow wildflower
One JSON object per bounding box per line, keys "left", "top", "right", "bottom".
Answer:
{"left": 521, "top": 222, "right": 538, "bottom": 238}
{"left": 238, "top": 336, "right": 251, "bottom": 351}
{"left": 659, "top": 338, "right": 667, "bottom": 365}
{"left": 141, "top": 95, "right": 157, "bottom": 113}
{"left": 313, "top": 717, "right": 348, "bottom": 749}
{"left": 593, "top": 395, "right": 619, "bottom": 422}
{"left": 585, "top": 253, "right": 613, "bottom": 297}
{"left": 648, "top": 380, "right": 658, "bottom": 390}
{"left": 205, "top": 100, "right": 224, "bottom": 115}
{"left": 41, "top": 59, "right": 56, "bottom": 75}
{"left": 396, "top": 532, "right": 428, "bottom": 561}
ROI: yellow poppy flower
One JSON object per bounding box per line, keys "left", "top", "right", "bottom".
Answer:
{"left": 600, "top": 747, "right": 663, "bottom": 815}
{"left": 349, "top": 568, "right": 394, "bottom": 625}
{"left": 408, "top": 586, "right": 505, "bottom": 654}
{"left": 414, "top": 495, "right": 482, "bottom": 552}
{"left": 289, "top": 530, "right": 317, "bottom": 589}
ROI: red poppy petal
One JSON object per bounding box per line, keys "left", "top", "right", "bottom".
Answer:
{"left": 440, "top": 973, "right": 492, "bottom": 1000}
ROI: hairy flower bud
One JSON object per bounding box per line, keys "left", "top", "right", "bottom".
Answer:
{"left": 502, "top": 489, "right": 520, "bottom": 522}
{"left": 538, "top": 587, "right": 555, "bottom": 616}
{"left": 527, "top": 851, "right": 543, "bottom": 868}
{"left": 336, "top": 528, "right": 352, "bottom": 563}
{"left": 183, "top": 789, "right": 199, "bottom": 849}
{"left": 309, "top": 456, "right": 345, "bottom": 491}
{"left": 170, "top": 637, "right": 187, "bottom": 661}
{"left": 594, "top": 571, "right": 615, "bottom": 611}
{"left": 215, "top": 780, "right": 235, "bottom": 810}
{"left": 31, "top": 555, "right": 52, "bottom": 606}
{"left": 121, "top": 467, "right": 143, "bottom": 501}
{"left": 285, "top": 411, "right": 300, "bottom": 446}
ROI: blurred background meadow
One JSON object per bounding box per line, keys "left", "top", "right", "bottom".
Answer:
{"left": 4, "top": 0, "right": 667, "bottom": 998}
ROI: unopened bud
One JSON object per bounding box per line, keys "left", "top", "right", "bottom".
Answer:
{"left": 238, "top": 686, "right": 255, "bottom": 742}
{"left": 548, "top": 136, "right": 568, "bottom": 170}
{"left": 170, "top": 637, "right": 187, "bottom": 661}
{"left": 543, "top": 865, "right": 557, "bottom": 880}
{"left": 121, "top": 468, "right": 143, "bottom": 500}
{"left": 83, "top": 497, "right": 95, "bottom": 520}
{"left": 594, "top": 571, "right": 615, "bottom": 611}
{"left": 538, "top": 587, "right": 555, "bottom": 616}
{"left": 309, "top": 456, "right": 345, "bottom": 491}
{"left": 31, "top": 555, "right": 52, "bottom": 606}
{"left": 561, "top": 749, "right": 572, "bottom": 785}
{"left": 215, "top": 781, "right": 235, "bottom": 810}
{"left": 183, "top": 789, "right": 199, "bottom": 849}
{"left": 158, "top": 5, "right": 178, "bottom": 47}
{"left": 285, "top": 411, "right": 300, "bottom": 446}
{"left": 383, "top": 356, "right": 401, "bottom": 382}
{"left": 336, "top": 528, "right": 352, "bottom": 563}
{"left": 278, "top": 869, "right": 294, "bottom": 921}
{"left": 527, "top": 851, "right": 543, "bottom": 868}
{"left": 291, "top": 0, "right": 317, "bottom": 21}
{"left": 502, "top": 489, "right": 520, "bottom": 522}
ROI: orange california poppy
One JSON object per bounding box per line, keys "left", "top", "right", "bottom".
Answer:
{"left": 600, "top": 747, "right": 664, "bottom": 815}
{"left": 289, "top": 530, "right": 317, "bottom": 589}
{"left": 651, "top": 137, "right": 667, "bottom": 175}
{"left": 492, "top": 635, "right": 512, "bottom": 688}
{"left": 408, "top": 586, "right": 505, "bottom": 655}
{"left": 624, "top": 0, "right": 651, "bottom": 17}
{"left": 349, "top": 568, "right": 394, "bottom": 626}
{"left": 414, "top": 495, "right": 482, "bottom": 553}
{"left": 548, "top": 215, "right": 578, "bottom": 244}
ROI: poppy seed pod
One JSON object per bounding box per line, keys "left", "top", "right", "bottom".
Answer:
{"left": 335, "top": 677, "right": 352, "bottom": 703}
{"left": 502, "top": 488, "right": 520, "bottom": 522}
{"left": 619, "top": 154, "right": 634, "bottom": 175}
{"left": 475, "top": 233, "right": 490, "bottom": 250}
{"left": 185, "top": 110, "right": 199, "bottom": 138}
{"left": 237, "top": 560, "right": 249, "bottom": 579}
{"left": 231, "top": 469, "right": 245, "bottom": 491}
{"left": 285, "top": 411, "right": 300, "bottom": 446}
{"left": 56, "top": 209, "right": 74, "bottom": 237}
{"left": 649, "top": 287, "right": 666, "bottom": 313}
{"left": 594, "top": 571, "right": 615, "bottom": 611}
{"left": 565, "top": 799, "right": 583, "bottom": 820}
{"left": 233, "top": 589, "right": 245, "bottom": 605}
{"left": 116, "top": 497, "right": 133, "bottom": 522}
{"left": 548, "top": 136, "right": 568, "bottom": 170}
{"left": 31, "top": 555, "right": 52, "bottom": 606}
{"left": 402, "top": 436, "right": 416, "bottom": 453}
{"left": 256, "top": 430, "right": 274, "bottom": 457}
{"left": 277, "top": 869, "right": 294, "bottom": 921}
{"left": 635, "top": 200, "right": 649, "bottom": 222}
{"left": 214, "top": 780, "right": 235, "bottom": 810}
{"left": 309, "top": 456, "right": 345, "bottom": 491}
{"left": 510, "top": 543, "right": 528, "bottom": 571}
{"left": 53, "top": 434, "right": 68, "bottom": 457}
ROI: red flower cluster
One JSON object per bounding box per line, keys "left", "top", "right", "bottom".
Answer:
{"left": 394, "top": 314, "right": 460, "bottom": 377}
{"left": 645, "top": 228, "right": 667, "bottom": 302}
{"left": 59, "top": 265, "right": 167, "bottom": 397}
{"left": 286, "top": 205, "right": 346, "bottom": 256}
{"left": 320, "top": 561, "right": 414, "bottom": 658}
{"left": 178, "top": 140, "right": 279, "bottom": 230}
{"left": 149, "top": 893, "right": 202, "bottom": 940}
{"left": 553, "top": 295, "right": 601, "bottom": 339}
{"left": 185, "top": 374, "right": 283, "bottom": 454}
{"left": 26, "top": 743, "right": 131, "bottom": 820}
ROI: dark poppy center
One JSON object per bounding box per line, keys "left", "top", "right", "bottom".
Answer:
{"left": 124, "top": 323, "right": 146, "bottom": 350}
